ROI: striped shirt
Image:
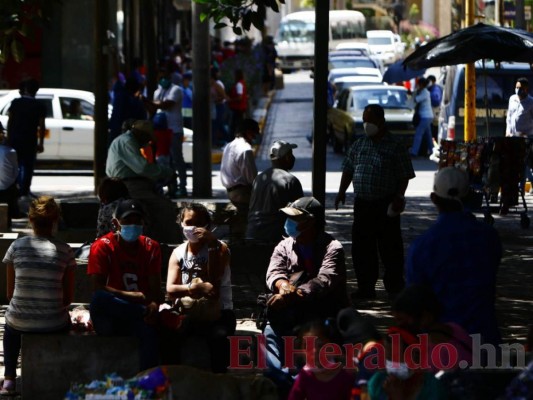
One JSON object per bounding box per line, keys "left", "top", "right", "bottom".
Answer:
{"left": 342, "top": 133, "right": 415, "bottom": 201}
{"left": 2, "top": 236, "right": 76, "bottom": 332}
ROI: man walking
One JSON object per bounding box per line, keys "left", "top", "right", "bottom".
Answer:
{"left": 335, "top": 104, "right": 415, "bottom": 300}
{"left": 246, "top": 140, "right": 303, "bottom": 242}
{"left": 0, "top": 122, "right": 21, "bottom": 227}
{"left": 7, "top": 78, "right": 46, "bottom": 198}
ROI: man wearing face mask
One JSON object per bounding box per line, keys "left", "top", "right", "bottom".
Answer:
{"left": 335, "top": 104, "right": 415, "bottom": 301}
{"left": 506, "top": 77, "right": 533, "bottom": 195}
{"left": 246, "top": 140, "right": 303, "bottom": 242}
{"left": 106, "top": 120, "right": 179, "bottom": 243}
{"left": 88, "top": 199, "right": 163, "bottom": 371}
{"left": 145, "top": 67, "right": 187, "bottom": 198}
{"left": 262, "top": 196, "right": 349, "bottom": 397}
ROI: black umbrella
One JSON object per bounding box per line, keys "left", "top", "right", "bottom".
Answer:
{"left": 403, "top": 22, "right": 533, "bottom": 70}
{"left": 382, "top": 59, "right": 426, "bottom": 84}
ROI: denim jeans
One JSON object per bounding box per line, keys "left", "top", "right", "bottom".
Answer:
{"left": 90, "top": 290, "right": 159, "bottom": 371}
{"left": 411, "top": 117, "right": 434, "bottom": 156}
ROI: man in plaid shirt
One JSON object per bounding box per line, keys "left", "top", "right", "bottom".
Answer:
{"left": 335, "top": 104, "right": 415, "bottom": 301}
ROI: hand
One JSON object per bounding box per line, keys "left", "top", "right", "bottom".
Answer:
{"left": 144, "top": 301, "right": 159, "bottom": 324}
{"left": 279, "top": 282, "right": 296, "bottom": 296}
{"left": 36, "top": 144, "right": 44, "bottom": 153}
{"left": 390, "top": 195, "right": 406, "bottom": 214}
{"left": 190, "top": 281, "right": 214, "bottom": 298}
{"left": 334, "top": 192, "right": 345, "bottom": 210}
{"left": 266, "top": 293, "right": 286, "bottom": 310}
{"left": 194, "top": 227, "right": 216, "bottom": 244}
{"left": 129, "top": 291, "right": 147, "bottom": 303}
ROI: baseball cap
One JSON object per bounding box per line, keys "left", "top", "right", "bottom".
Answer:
{"left": 270, "top": 140, "right": 297, "bottom": 160}
{"left": 280, "top": 196, "right": 324, "bottom": 220}
{"left": 433, "top": 167, "right": 469, "bottom": 201}
{"left": 114, "top": 199, "right": 146, "bottom": 220}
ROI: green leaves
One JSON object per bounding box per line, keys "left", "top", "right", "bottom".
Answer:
{"left": 192, "top": 0, "right": 282, "bottom": 33}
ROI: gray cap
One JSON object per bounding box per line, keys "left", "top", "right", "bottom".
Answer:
{"left": 270, "top": 140, "right": 297, "bottom": 160}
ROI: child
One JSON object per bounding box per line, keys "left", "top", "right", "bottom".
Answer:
{"left": 1, "top": 196, "right": 76, "bottom": 395}
{"left": 289, "top": 319, "right": 356, "bottom": 400}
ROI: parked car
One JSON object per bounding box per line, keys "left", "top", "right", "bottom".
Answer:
{"left": 328, "top": 55, "right": 380, "bottom": 71}
{"left": 328, "top": 67, "right": 383, "bottom": 84}
{"left": 0, "top": 88, "right": 195, "bottom": 164}
{"left": 366, "top": 30, "right": 405, "bottom": 66}
{"left": 332, "top": 76, "right": 384, "bottom": 93}
{"left": 327, "top": 85, "right": 414, "bottom": 153}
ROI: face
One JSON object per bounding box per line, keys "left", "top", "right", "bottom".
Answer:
{"left": 181, "top": 209, "right": 208, "bottom": 228}
{"left": 516, "top": 82, "right": 528, "bottom": 98}
{"left": 244, "top": 129, "right": 259, "bottom": 144}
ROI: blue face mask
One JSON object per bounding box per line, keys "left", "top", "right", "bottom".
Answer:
{"left": 119, "top": 224, "right": 143, "bottom": 242}
{"left": 284, "top": 218, "right": 301, "bottom": 239}
{"left": 159, "top": 78, "right": 171, "bottom": 89}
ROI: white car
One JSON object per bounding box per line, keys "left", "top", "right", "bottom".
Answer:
{"left": 328, "top": 67, "right": 383, "bottom": 84}
{"left": 332, "top": 75, "right": 385, "bottom": 92}
{"left": 0, "top": 88, "right": 193, "bottom": 163}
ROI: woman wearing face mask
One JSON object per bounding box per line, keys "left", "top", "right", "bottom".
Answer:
{"left": 1, "top": 196, "right": 75, "bottom": 395}
{"left": 88, "top": 198, "right": 162, "bottom": 371}
{"left": 367, "top": 327, "right": 448, "bottom": 400}
{"left": 165, "top": 203, "right": 236, "bottom": 373}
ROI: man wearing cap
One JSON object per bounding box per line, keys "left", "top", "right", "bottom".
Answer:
{"left": 406, "top": 167, "right": 502, "bottom": 345}
{"left": 0, "top": 122, "right": 21, "bottom": 226}
{"left": 88, "top": 198, "right": 163, "bottom": 370}
{"left": 220, "top": 118, "right": 260, "bottom": 237}
{"left": 335, "top": 104, "right": 415, "bottom": 300}
{"left": 262, "top": 196, "right": 348, "bottom": 395}
{"left": 106, "top": 119, "right": 179, "bottom": 243}
{"left": 246, "top": 140, "right": 303, "bottom": 242}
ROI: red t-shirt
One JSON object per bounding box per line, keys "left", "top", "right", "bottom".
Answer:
{"left": 87, "top": 232, "right": 161, "bottom": 295}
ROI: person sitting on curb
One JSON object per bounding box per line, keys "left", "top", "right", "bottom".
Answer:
{"left": 262, "top": 196, "right": 349, "bottom": 398}
{"left": 2, "top": 196, "right": 75, "bottom": 395}
{"left": 88, "top": 199, "right": 163, "bottom": 371}
{"left": 164, "top": 203, "right": 236, "bottom": 373}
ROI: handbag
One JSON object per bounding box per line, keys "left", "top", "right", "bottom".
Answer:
{"left": 412, "top": 103, "right": 421, "bottom": 127}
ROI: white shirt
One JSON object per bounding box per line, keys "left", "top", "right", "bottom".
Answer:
{"left": 154, "top": 83, "right": 183, "bottom": 133}
{"left": 0, "top": 143, "right": 18, "bottom": 190}
{"left": 506, "top": 94, "right": 533, "bottom": 137}
{"left": 220, "top": 137, "right": 257, "bottom": 189}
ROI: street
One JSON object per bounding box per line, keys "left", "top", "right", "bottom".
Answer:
{"left": 30, "top": 71, "right": 438, "bottom": 199}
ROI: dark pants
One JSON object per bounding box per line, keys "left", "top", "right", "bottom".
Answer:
{"left": 351, "top": 198, "right": 405, "bottom": 295}
{"left": 0, "top": 182, "right": 20, "bottom": 225}
{"left": 170, "top": 131, "right": 187, "bottom": 193}
{"left": 90, "top": 290, "right": 160, "bottom": 371}
{"left": 160, "top": 309, "right": 236, "bottom": 373}
{"left": 15, "top": 151, "right": 36, "bottom": 196}
{"left": 3, "top": 323, "right": 69, "bottom": 378}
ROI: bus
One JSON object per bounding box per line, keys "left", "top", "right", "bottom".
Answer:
{"left": 275, "top": 10, "right": 366, "bottom": 72}
{"left": 350, "top": 3, "right": 395, "bottom": 31}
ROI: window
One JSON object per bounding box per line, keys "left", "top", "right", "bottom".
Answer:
{"left": 60, "top": 97, "right": 94, "bottom": 120}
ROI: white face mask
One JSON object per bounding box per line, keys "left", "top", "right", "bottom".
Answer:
{"left": 385, "top": 360, "right": 413, "bottom": 380}
{"left": 182, "top": 225, "right": 199, "bottom": 243}
{"left": 363, "top": 122, "right": 379, "bottom": 137}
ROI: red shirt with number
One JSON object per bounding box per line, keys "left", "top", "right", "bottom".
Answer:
{"left": 87, "top": 232, "right": 161, "bottom": 296}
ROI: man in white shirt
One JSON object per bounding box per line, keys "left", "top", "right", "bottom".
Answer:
{"left": 0, "top": 122, "right": 21, "bottom": 227}
{"left": 220, "top": 119, "right": 260, "bottom": 238}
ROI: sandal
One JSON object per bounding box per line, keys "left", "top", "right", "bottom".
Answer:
{"left": 0, "top": 379, "right": 16, "bottom": 396}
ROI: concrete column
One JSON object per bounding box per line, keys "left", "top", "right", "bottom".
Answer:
{"left": 439, "top": 0, "right": 453, "bottom": 36}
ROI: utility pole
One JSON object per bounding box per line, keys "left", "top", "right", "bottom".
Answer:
{"left": 464, "top": 0, "right": 476, "bottom": 142}
{"left": 312, "top": 1, "right": 329, "bottom": 206}
{"left": 192, "top": 2, "right": 212, "bottom": 197}
{"left": 94, "top": 0, "right": 109, "bottom": 191}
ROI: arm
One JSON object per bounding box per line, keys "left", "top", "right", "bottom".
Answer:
{"left": 242, "top": 149, "right": 258, "bottom": 185}
{"left": 37, "top": 116, "right": 45, "bottom": 153}
{"left": 506, "top": 97, "right": 514, "bottom": 136}
{"left": 6, "top": 263, "right": 14, "bottom": 302}
{"left": 91, "top": 273, "right": 147, "bottom": 302}
{"left": 166, "top": 251, "right": 188, "bottom": 299}
{"left": 390, "top": 178, "right": 409, "bottom": 214}
{"left": 335, "top": 169, "right": 353, "bottom": 210}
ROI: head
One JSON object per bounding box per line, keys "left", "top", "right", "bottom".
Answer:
{"left": 113, "top": 199, "right": 147, "bottom": 243}
{"left": 392, "top": 285, "right": 442, "bottom": 333}
{"left": 337, "top": 307, "right": 381, "bottom": 349}
{"left": 280, "top": 196, "right": 325, "bottom": 244}
{"left": 417, "top": 77, "right": 429, "bottom": 90}
{"left": 210, "top": 67, "right": 220, "bottom": 82}
{"left": 68, "top": 99, "right": 82, "bottom": 116}
{"left": 236, "top": 118, "right": 260, "bottom": 144}
{"left": 178, "top": 203, "right": 213, "bottom": 244}
{"left": 19, "top": 78, "right": 40, "bottom": 97}
{"left": 131, "top": 120, "right": 154, "bottom": 147}
{"left": 183, "top": 72, "right": 192, "bottom": 87}
{"left": 431, "top": 167, "right": 469, "bottom": 213}
{"left": 362, "top": 104, "right": 386, "bottom": 138}
{"left": 28, "top": 196, "right": 61, "bottom": 236}
{"left": 121, "top": 118, "right": 136, "bottom": 133}
{"left": 295, "top": 318, "right": 343, "bottom": 369}
{"left": 125, "top": 77, "right": 141, "bottom": 94}
{"left": 516, "top": 77, "right": 529, "bottom": 100}
{"left": 158, "top": 68, "right": 172, "bottom": 89}
{"left": 97, "top": 177, "right": 129, "bottom": 205}
{"left": 384, "top": 326, "right": 421, "bottom": 380}
{"left": 270, "top": 140, "right": 297, "bottom": 170}
{"left": 426, "top": 75, "right": 436, "bottom": 87}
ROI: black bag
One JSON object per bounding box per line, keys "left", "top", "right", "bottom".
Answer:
{"left": 412, "top": 103, "right": 421, "bottom": 127}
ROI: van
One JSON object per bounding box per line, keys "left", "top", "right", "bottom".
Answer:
{"left": 275, "top": 10, "right": 366, "bottom": 72}
{"left": 438, "top": 61, "right": 533, "bottom": 141}
{"left": 366, "top": 30, "right": 405, "bottom": 66}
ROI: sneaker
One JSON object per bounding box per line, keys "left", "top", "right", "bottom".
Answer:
{"left": 0, "top": 379, "right": 16, "bottom": 395}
